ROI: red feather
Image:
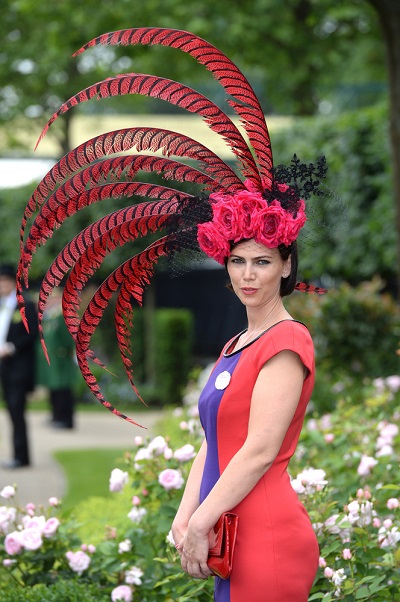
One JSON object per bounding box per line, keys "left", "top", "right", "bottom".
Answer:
{"left": 294, "top": 282, "right": 327, "bottom": 295}
{"left": 74, "top": 237, "right": 171, "bottom": 425}
{"left": 21, "top": 127, "right": 240, "bottom": 252}
{"left": 36, "top": 72, "right": 261, "bottom": 189}
{"left": 58, "top": 214, "right": 171, "bottom": 357}
{"left": 36, "top": 201, "right": 177, "bottom": 360}
{"left": 72, "top": 27, "right": 272, "bottom": 186}
{"left": 20, "top": 182, "right": 190, "bottom": 286}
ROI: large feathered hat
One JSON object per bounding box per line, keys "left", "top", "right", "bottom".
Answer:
{"left": 17, "top": 28, "right": 328, "bottom": 426}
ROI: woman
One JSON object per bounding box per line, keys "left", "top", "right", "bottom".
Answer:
{"left": 18, "top": 27, "right": 330, "bottom": 599}
{"left": 171, "top": 184, "right": 319, "bottom": 602}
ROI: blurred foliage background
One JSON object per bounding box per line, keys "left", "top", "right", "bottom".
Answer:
{"left": 0, "top": 0, "right": 399, "bottom": 404}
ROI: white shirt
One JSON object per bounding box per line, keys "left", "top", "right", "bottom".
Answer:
{"left": 0, "top": 290, "right": 17, "bottom": 350}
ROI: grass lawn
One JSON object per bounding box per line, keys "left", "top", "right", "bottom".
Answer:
{"left": 54, "top": 448, "right": 127, "bottom": 510}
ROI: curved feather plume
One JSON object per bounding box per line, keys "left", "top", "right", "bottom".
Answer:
{"left": 19, "top": 28, "right": 286, "bottom": 423}
{"left": 74, "top": 237, "right": 171, "bottom": 425}
{"left": 36, "top": 73, "right": 261, "bottom": 190}
{"left": 20, "top": 154, "right": 214, "bottom": 279}
{"left": 37, "top": 200, "right": 177, "bottom": 360}
{"left": 21, "top": 127, "right": 241, "bottom": 251}
{"left": 17, "top": 181, "right": 191, "bottom": 328}
{"left": 72, "top": 27, "right": 273, "bottom": 188}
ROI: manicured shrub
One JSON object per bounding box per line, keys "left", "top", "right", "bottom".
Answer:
{"left": 154, "top": 308, "right": 194, "bottom": 404}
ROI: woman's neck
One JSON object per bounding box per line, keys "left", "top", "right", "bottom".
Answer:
{"left": 245, "top": 298, "right": 289, "bottom": 334}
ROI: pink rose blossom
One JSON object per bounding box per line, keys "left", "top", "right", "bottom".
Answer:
{"left": 0, "top": 486, "right": 16, "bottom": 499}
{"left": 324, "top": 567, "right": 334, "bottom": 578}
{"left": 141, "top": 489, "right": 149, "bottom": 497}
{"left": 134, "top": 435, "right": 143, "bottom": 446}
{"left": 3, "top": 558, "right": 16, "bottom": 566}
{"left": 118, "top": 539, "right": 132, "bottom": 554}
{"left": 4, "top": 531, "right": 23, "bottom": 555}
{"left": 373, "top": 377, "right": 385, "bottom": 393}
{"left": 0, "top": 506, "right": 16, "bottom": 535}
{"left": 379, "top": 526, "right": 400, "bottom": 548}
{"left": 109, "top": 468, "right": 129, "bottom": 493}
{"left": 197, "top": 221, "right": 231, "bottom": 264}
{"left": 324, "top": 433, "right": 335, "bottom": 443}
{"left": 357, "top": 455, "right": 378, "bottom": 476}
{"left": 173, "top": 444, "right": 196, "bottom": 463}
{"left": 387, "top": 498, "right": 400, "bottom": 510}
{"left": 307, "top": 419, "right": 318, "bottom": 431}
{"left": 22, "top": 515, "right": 45, "bottom": 532}
{"left": 148, "top": 436, "right": 168, "bottom": 456}
{"left": 158, "top": 468, "right": 184, "bottom": 491}
{"left": 342, "top": 548, "right": 352, "bottom": 560}
{"left": 163, "top": 447, "right": 173, "bottom": 460}
{"left": 293, "top": 467, "right": 327, "bottom": 494}
{"left": 376, "top": 444, "right": 394, "bottom": 457}
{"left": 290, "top": 478, "right": 306, "bottom": 495}
{"left": 19, "top": 527, "right": 43, "bottom": 551}
{"left": 43, "top": 517, "right": 60, "bottom": 538}
{"left": 373, "top": 517, "right": 381, "bottom": 528}
{"left": 212, "top": 198, "right": 241, "bottom": 240}
{"left": 111, "top": 585, "right": 133, "bottom": 601}
{"left": 385, "top": 375, "right": 400, "bottom": 393}
{"left": 383, "top": 518, "right": 393, "bottom": 529}
{"left": 331, "top": 568, "right": 347, "bottom": 587}
{"left": 132, "top": 496, "right": 141, "bottom": 506}
{"left": 127, "top": 507, "right": 147, "bottom": 523}
{"left": 179, "top": 421, "right": 188, "bottom": 430}
{"left": 48, "top": 497, "right": 59, "bottom": 507}
{"left": 125, "top": 565, "right": 144, "bottom": 585}
{"left": 319, "top": 556, "right": 327, "bottom": 568}
{"left": 378, "top": 422, "right": 398, "bottom": 439}
{"left": 26, "top": 502, "right": 36, "bottom": 514}
{"left": 66, "top": 550, "right": 91, "bottom": 574}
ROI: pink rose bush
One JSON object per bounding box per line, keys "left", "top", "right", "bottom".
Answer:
{"left": 0, "top": 370, "right": 398, "bottom": 600}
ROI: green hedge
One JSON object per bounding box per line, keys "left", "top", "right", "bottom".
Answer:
{"left": 272, "top": 102, "right": 396, "bottom": 290}
{"left": 2, "top": 581, "right": 110, "bottom": 602}
{"left": 154, "top": 308, "right": 193, "bottom": 404}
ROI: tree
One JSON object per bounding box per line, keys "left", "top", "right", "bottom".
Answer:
{"left": 368, "top": 0, "right": 400, "bottom": 296}
{"left": 0, "top": 0, "right": 384, "bottom": 155}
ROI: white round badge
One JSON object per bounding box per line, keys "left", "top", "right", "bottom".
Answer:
{"left": 215, "top": 371, "right": 231, "bottom": 390}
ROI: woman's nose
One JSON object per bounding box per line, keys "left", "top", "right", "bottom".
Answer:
{"left": 243, "top": 263, "right": 255, "bottom": 279}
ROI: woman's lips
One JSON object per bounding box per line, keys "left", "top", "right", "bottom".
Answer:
{"left": 241, "top": 288, "right": 258, "bottom": 295}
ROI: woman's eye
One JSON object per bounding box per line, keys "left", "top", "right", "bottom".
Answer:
{"left": 257, "top": 260, "right": 269, "bottom": 265}
{"left": 230, "top": 257, "right": 244, "bottom": 263}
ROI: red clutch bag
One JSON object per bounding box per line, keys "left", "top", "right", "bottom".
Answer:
{"left": 207, "top": 512, "right": 238, "bottom": 579}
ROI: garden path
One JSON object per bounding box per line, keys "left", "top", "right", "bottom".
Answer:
{"left": 0, "top": 408, "right": 163, "bottom": 507}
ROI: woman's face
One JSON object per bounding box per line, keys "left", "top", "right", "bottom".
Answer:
{"left": 226, "top": 240, "right": 291, "bottom": 308}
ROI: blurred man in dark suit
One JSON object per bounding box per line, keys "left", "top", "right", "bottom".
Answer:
{"left": 0, "top": 264, "right": 38, "bottom": 468}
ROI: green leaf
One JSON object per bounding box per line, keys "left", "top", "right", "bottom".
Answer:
{"left": 355, "top": 586, "right": 371, "bottom": 599}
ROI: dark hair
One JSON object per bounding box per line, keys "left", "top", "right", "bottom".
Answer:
{"left": 278, "top": 241, "right": 298, "bottom": 297}
{"left": 224, "top": 240, "right": 298, "bottom": 298}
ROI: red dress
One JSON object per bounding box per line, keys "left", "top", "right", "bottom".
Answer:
{"left": 198, "top": 320, "right": 319, "bottom": 602}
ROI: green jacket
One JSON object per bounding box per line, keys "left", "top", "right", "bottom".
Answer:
{"left": 35, "top": 310, "right": 78, "bottom": 390}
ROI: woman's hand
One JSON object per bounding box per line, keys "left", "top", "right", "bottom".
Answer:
{"left": 171, "top": 520, "right": 187, "bottom": 555}
{"left": 178, "top": 519, "right": 214, "bottom": 579}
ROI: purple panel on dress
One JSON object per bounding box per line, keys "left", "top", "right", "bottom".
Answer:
{"left": 199, "top": 353, "right": 241, "bottom": 503}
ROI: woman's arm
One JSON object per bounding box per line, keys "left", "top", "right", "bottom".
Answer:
{"left": 180, "top": 350, "right": 305, "bottom": 579}
{"left": 171, "top": 438, "right": 207, "bottom": 546}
